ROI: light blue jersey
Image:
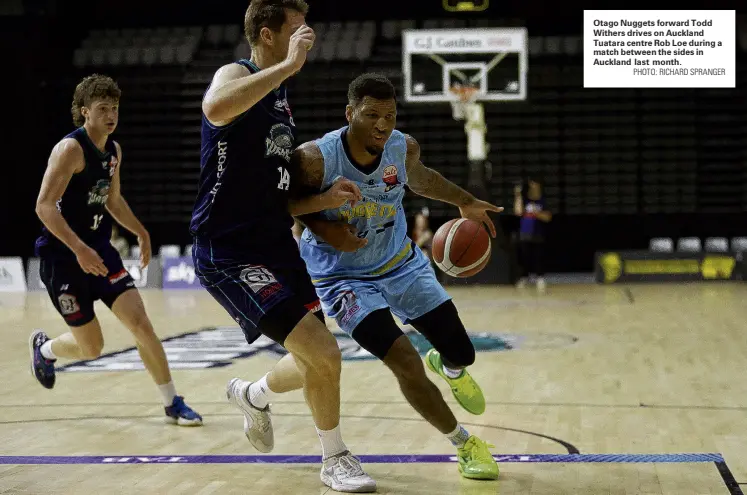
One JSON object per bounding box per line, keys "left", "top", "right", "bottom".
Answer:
{"left": 299, "top": 126, "right": 450, "bottom": 334}
{"left": 300, "top": 127, "right": 411, "bottom": 281}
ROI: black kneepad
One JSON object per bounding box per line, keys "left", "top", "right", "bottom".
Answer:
{"left": 410, "top": 300, "right": 475, "bottom": 368}
{"left": 444, "top": 336, "right": 476, "bottom": 368}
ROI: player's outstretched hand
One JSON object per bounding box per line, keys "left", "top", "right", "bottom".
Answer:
{"left": 458, "top": 199, "right": 504, "bottom": 238}
{"left": 75, "top": 244, "right": 108, "bottom": 277}
{"left": 137, "top": 232, "right": 152, "bottom": 269}
{"left": 324, "top": 178, "right": 362, "bottom": 208}
{"left": 285, "top": 25, "right": 315, "bottom": 75}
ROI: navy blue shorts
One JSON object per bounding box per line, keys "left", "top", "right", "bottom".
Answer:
{"left": 192, "top": 240, "right": 320, "bottom": 345}
{"left": 39, "top": 243, "right": 136, "bottom": 327}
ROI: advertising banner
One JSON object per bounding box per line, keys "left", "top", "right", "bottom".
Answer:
{"left": 595, "top": 250, "right": 744, "bottom": 284}
{"left": 26, "top": 257, "right": 162, "bottom": 290}
{"left": 0, "top": 257, "right": 27, "bottom": 292}
{"left": 162, "top": 256, "right": 200, "bottom": 289}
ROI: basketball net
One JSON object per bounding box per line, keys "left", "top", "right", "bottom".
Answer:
{"left": 449, "top": 85, "right": 488, "bottom": 161}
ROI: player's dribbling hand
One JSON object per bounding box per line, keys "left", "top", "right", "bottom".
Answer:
{"left": 324, "top": 178, "right": 363, "bottom": 208}
{"left": 137, "top": 231, "right": 151, "bottom": 269}
{"left": 459, "top": 199, "right": 504, "bottom": 238}
{"left": 285, "top": 25, "right": 315, "bottom": 74}
{"left": 75, "top": 244, "right": 109, "bottom": 277}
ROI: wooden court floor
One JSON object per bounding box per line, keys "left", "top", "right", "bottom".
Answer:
{"left": 0, "top": 282, "right": 746, "bottom": 494}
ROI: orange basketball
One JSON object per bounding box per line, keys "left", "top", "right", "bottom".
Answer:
{"left": 431, "top": 218, "right": 491, "bottom": 278}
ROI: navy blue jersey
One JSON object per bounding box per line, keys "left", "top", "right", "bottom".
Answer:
{"left": 35, "top": 127, "right": 118, "bottom": 258}
{"left": 190, "top": 59, "right": 301, "bottom": 263}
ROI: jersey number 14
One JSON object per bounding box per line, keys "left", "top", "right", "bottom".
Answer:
{"left": 277, "top": 167, "right": 290, "bottom": 191}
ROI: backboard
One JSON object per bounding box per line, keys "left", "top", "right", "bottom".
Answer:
{"left": 402, "top": 28, "right": 528, "bottom": 103}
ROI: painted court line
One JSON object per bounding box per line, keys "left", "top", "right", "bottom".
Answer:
{"left": 0, "top": 453, "right": 725, "bottom": 465}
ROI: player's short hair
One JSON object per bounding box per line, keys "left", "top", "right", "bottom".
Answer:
{"left": 71, "top": 74, "right": 121, "bottom": 127}
{"left": 347, "top": 73, "right": 397, "bottom": 107}
{"left": 244, "top": 0, "right": 309, "bottom": 46}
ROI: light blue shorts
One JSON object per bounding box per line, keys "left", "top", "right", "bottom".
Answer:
{"left": 313, "top": 247, "right": 451, "bottom": 334}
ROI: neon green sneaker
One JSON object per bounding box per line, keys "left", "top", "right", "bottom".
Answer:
{"left": 457, "top": 435, "right": 499, "bottom": 480}
{"left": 425, "top": 349, "right": 485, "bottom": 415}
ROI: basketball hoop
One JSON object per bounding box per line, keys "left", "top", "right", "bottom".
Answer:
{"left": 449, "top": 85, "right": 479, "bottom": 121}
{"left": 450, "top": 85, "right": 480, "bottom": 104}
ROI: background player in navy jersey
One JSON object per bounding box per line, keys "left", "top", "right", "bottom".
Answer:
{"left": 246, "top": 73, "right": 502, "bottom": 480}
{"left": 30, "top": 74, "right": 202, "bottom": 426}
{"left": 190, "top": 1, "right": 375, "bottom": 492}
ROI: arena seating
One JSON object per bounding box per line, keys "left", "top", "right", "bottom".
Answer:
{"left": 69, "top": 18, "right": 747, "bottom": 243}
{"left": 649, "top": 236, "right": 747, "bottom": 253}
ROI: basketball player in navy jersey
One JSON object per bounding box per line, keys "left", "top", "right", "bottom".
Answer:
{"left": 190, "top": 1, "right": 375, "bottom": 492}
{"left": 30, "top": 74, "right": 202, "bottom": 426}
{"left": 246, "top": 73, "right": 502, "bottom": 480}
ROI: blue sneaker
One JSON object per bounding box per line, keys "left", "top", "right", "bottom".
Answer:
{"left": 29, "top": 330, "right": 56, "bottom": 389}
{"left": 165, "top": 396, "right": 203, "bottom": 426}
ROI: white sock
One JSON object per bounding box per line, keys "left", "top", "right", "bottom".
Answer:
{"left": 40, "top": 341, "right": 56, "bottom": 360}
{"left": 442, "top": 365, "right": 463, "bottom": 379}
{"left": 316, "top": 425, "right": 348, "bottom": 460}
{"left": 158, "top": 381, "right": 177, "bottom": 406}
{"left": 246, "top": 375, "right": 276, "bottom": 409}
{"left": 446, "top": 424, "right": 471, "bottom": 448}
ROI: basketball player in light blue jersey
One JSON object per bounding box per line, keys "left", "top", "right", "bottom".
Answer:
{"left": 247, "top": 73, "right": 502, "bottom": 480}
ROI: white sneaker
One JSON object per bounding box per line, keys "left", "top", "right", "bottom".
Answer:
{"left": 516, "top": 277, "right": 528, "bottom": 289}
{"left": 320, "top": 451, "right": 377, "bottom": 493}
{"left": 536, "top": 277, "right": 546, "bottom": 292}
{"left": 226, "top": 378, "right": 274, "bottom": 453}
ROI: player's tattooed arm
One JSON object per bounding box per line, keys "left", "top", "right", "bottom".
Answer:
{"left": 287, "top": 142, "right": 361, "bottom": 216}
{"left": 288, "top": 141, "right": 325, "bottom": 199}
{"left": 404, "top": 134, "right": 503, "bottom": 237}
{"left": 404, "top": 134, "right": 473, "bottom": 206}
{"left": 290, "top": 143, "right": 368, "bottom": 252}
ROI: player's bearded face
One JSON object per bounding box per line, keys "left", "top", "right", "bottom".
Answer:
{"left": 351, "top": 97, "right": 396, "bottom": 155}
{"left": 83, "top": 98, "right": 119, "bottom": 134}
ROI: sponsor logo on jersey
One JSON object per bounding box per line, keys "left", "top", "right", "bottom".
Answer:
{"left": 274, "top": 98, "right": 295, "bottom": 126}
{"left": 382, "top": 164, "right": 401, "bottom": 192}
{"left": 57, "top": 326, "right": 578, "bottom": 372}
{"left": 209, "top": 140, "right": 228, "bottom": 202}
{"left": 265, "top": 123, "right": 293, "bottom": 162}
{"left": 333, "top": 290, "right": 360, "bottom": 325}
{"left": 87, "top": 179, "right": 111, "bottom": 205}
{"left": 239, "top": 265, "right": 282, "bottom": 301}
{"left": 338, "top": 200, "right": 398, "bottom": 221}
{"left": 109, "top": 269, "right": 129, "bottom": 284}
{"left": 58, "top": 293, "right": 81, "bottom": 317}
{"left": 108, "top": 155, "right": 119, "bottom": 177}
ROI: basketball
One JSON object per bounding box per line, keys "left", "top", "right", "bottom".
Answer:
{"left": 431, "top": 218, "right": 491, "bottom": 278}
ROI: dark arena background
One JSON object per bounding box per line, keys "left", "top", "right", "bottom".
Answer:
{"left": 2, "top": 1, "right": 745, "bottom": 278}
{"left": 1, "top": 2, "right": 747, "bottom": 494}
